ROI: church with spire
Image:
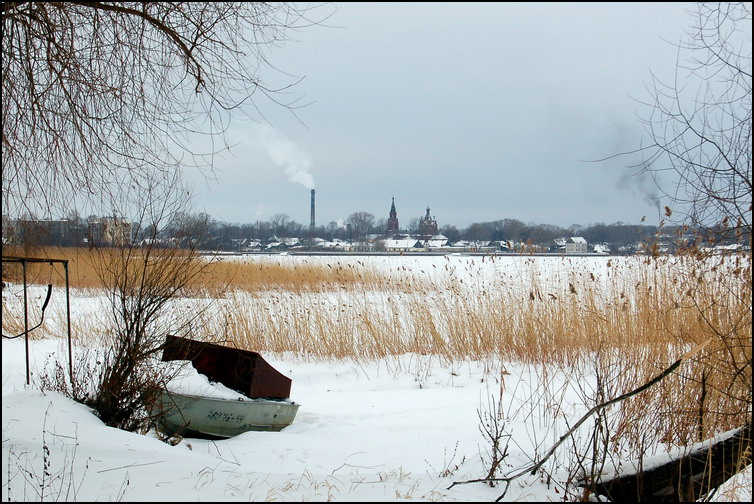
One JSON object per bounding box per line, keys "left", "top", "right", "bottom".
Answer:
{"left": 383, "top": 198, "right": 451, "bottom": 252}
{"left": 385, "top": 198, "right": 439, "bottom": 240}
{"left": 417, "top": 206, "right": 438, "bottom": 239}
{"left": 387, "top": 197, "right": 400, "bottom": 236}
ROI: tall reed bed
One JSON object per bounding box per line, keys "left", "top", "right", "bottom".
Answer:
{"left": 1, "top": 246, "right": 387, "bottom": 293}
{"left": 2, "top": 247, "right": 750, "bottom": 449}
{"left": 217, "top": 252, "right": 750, "bottom": 451}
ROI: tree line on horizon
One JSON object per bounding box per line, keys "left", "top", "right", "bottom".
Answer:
{"left": 5, "top": 210, "right": 744, "bottom": 254}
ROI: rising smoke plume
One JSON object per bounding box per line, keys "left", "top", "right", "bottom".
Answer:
{"left": 617, "top": 166, "right": 662, "bottom": 215}
{"left": 253, "top": 124, "right": 315, "bottom": 189}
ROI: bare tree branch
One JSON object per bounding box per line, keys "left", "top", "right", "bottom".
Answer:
{"left": 449, "top": 339, "right": 714, "bottom": 500}
{"left": 2, "top": 2, "right": 332, "bottom": 218}
{"left": 622, "top": 3, "right": 751, "bottom": 243}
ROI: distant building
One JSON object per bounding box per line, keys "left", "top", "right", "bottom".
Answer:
{"left": 383, "top": 198, "right": 442, "bottom": 245}
{"left": 386, "top": 197, "right": 400, "bottom": 236}
{"left": 417, "top": 206, "right": 438, "bottom": 238}
{"left": 237, "top": 239, "right": 263, "bottom": 252}
{"left": 383, "top": 238, "right": 425, "bottom": 252}
{"left": 265, "top": 237, "right": 300, "bottom": 251}
{"left": 553, "top": 236, "right": 589, "bottom": 254}
{"left": 88, "top": 218, "right": 132, "bottom": 247}
{"left": 565, "top": 236, "right": 587, "bottom": 254}
{"left": 4, "top": 218, "right": 86, "bottom": 247}
{"left": 423, "top": 235, "right": 450, "bottom": 250}
{"left": 593, "top": 243, "right": 610, "bottom": 255}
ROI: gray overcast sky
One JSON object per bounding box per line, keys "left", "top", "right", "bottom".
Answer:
{"left": 183, "top": 2, "right": 702, "bottom": 230}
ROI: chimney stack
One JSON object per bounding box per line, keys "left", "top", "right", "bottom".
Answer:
{"left": 310, "top": 189, "right": 316, "bottom": 233}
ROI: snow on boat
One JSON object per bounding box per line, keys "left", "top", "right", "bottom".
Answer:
{"left": 152, "top": 335, "right": 300, "bottom": 438}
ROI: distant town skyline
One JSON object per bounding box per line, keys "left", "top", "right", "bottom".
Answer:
{"left": 177, "top": 3, "right": 711, "bottom": 229}
{"left": 189, "top": 193, "right": 662, "bottom": 232}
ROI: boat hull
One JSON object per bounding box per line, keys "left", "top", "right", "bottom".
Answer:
{"left": 154, "top": 390, "right": 299, "bottom": 438}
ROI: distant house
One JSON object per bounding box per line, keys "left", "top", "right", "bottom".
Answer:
{"left": 424, "top": 235, "right": 450, "bottom": 250}
{"left": 239, "top": 239, "right": 263, "bottom": 252}
{"left": 266, "top": 237, "right": 300, "bottom": 251}
{"left": 593, "top": 243, "right": 610, "bottom": 255}
{"left": 565, "top": 236, "right": 587, "bottom": 254}
{"left": 383, "top": 238, "right": 425, "bottom": 252}
{"left": 316, "top": 238, "right": 349, "bottom": 250}
{"left": 496, "top": 240, "right": 518, "bottom": 252}
{"left": 554, "top": 236, "right": 588, "bottom": 254}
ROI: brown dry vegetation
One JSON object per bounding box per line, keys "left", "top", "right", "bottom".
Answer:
{"left": 1, "top": 246, "right": 382, "bottom": 293}
{"left": 2, "top": 245, "right": 751, "bottom": 451}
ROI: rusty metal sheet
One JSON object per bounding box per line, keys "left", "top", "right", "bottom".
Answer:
{"left": 162, "top": 335, "right": 292, "bottom": 399}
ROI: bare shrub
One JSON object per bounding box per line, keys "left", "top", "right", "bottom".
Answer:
{"left": 83, "top": 243, "right": 213, "bottom": 430}
{"left": 4, "top": 405, "right": 90, "bottom": 501}
{"left": 39, "top": 176, "right": 221, "bottom": 432}
{"left": 477, "top": 369, "right": 511, "bottom": 484}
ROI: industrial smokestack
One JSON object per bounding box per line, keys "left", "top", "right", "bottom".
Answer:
{"left": 310, "top": 189, "right": 316, "bottom": 233}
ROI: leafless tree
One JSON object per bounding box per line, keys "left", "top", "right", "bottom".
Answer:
{"left": 635, "top": 0, "right": 752, "bottom": 450}
{"left": 637, "top": 2, "right": 751, "bottom": 243}
{"left": 566, "top": 7, "right": 752, "bottom": 498}
{"left": 346, "top": 211, "right": 375, "bottom": 241}
{"left": 269, "top": 212, "right": 292, "bottom": 236}
{"left": 2, "top": 2, "right": 330, "bottom": 218}
{"left": 80, "top": 172, "right": 217, "bottom": 432}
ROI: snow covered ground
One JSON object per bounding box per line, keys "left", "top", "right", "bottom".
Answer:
{"left": 2, "top": 254, "right": 750, "bottom": 501}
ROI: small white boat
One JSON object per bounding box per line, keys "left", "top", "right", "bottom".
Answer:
{"left": 153, "top": 335, "right": 300, "bottom": 438}
{"left": 154, "top": 390, "right": 300, "bottom": 438}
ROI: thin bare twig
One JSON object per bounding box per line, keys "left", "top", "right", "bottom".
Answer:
{"left": 448, "top": 339, "right": 713, "bottom": 499}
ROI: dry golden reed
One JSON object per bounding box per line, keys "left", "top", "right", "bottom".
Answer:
{"left": 1, "top": 246, "right": 384, "bottom": 293}
{"left": 3, "top": 246, "right": 750, "bottom": 447}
